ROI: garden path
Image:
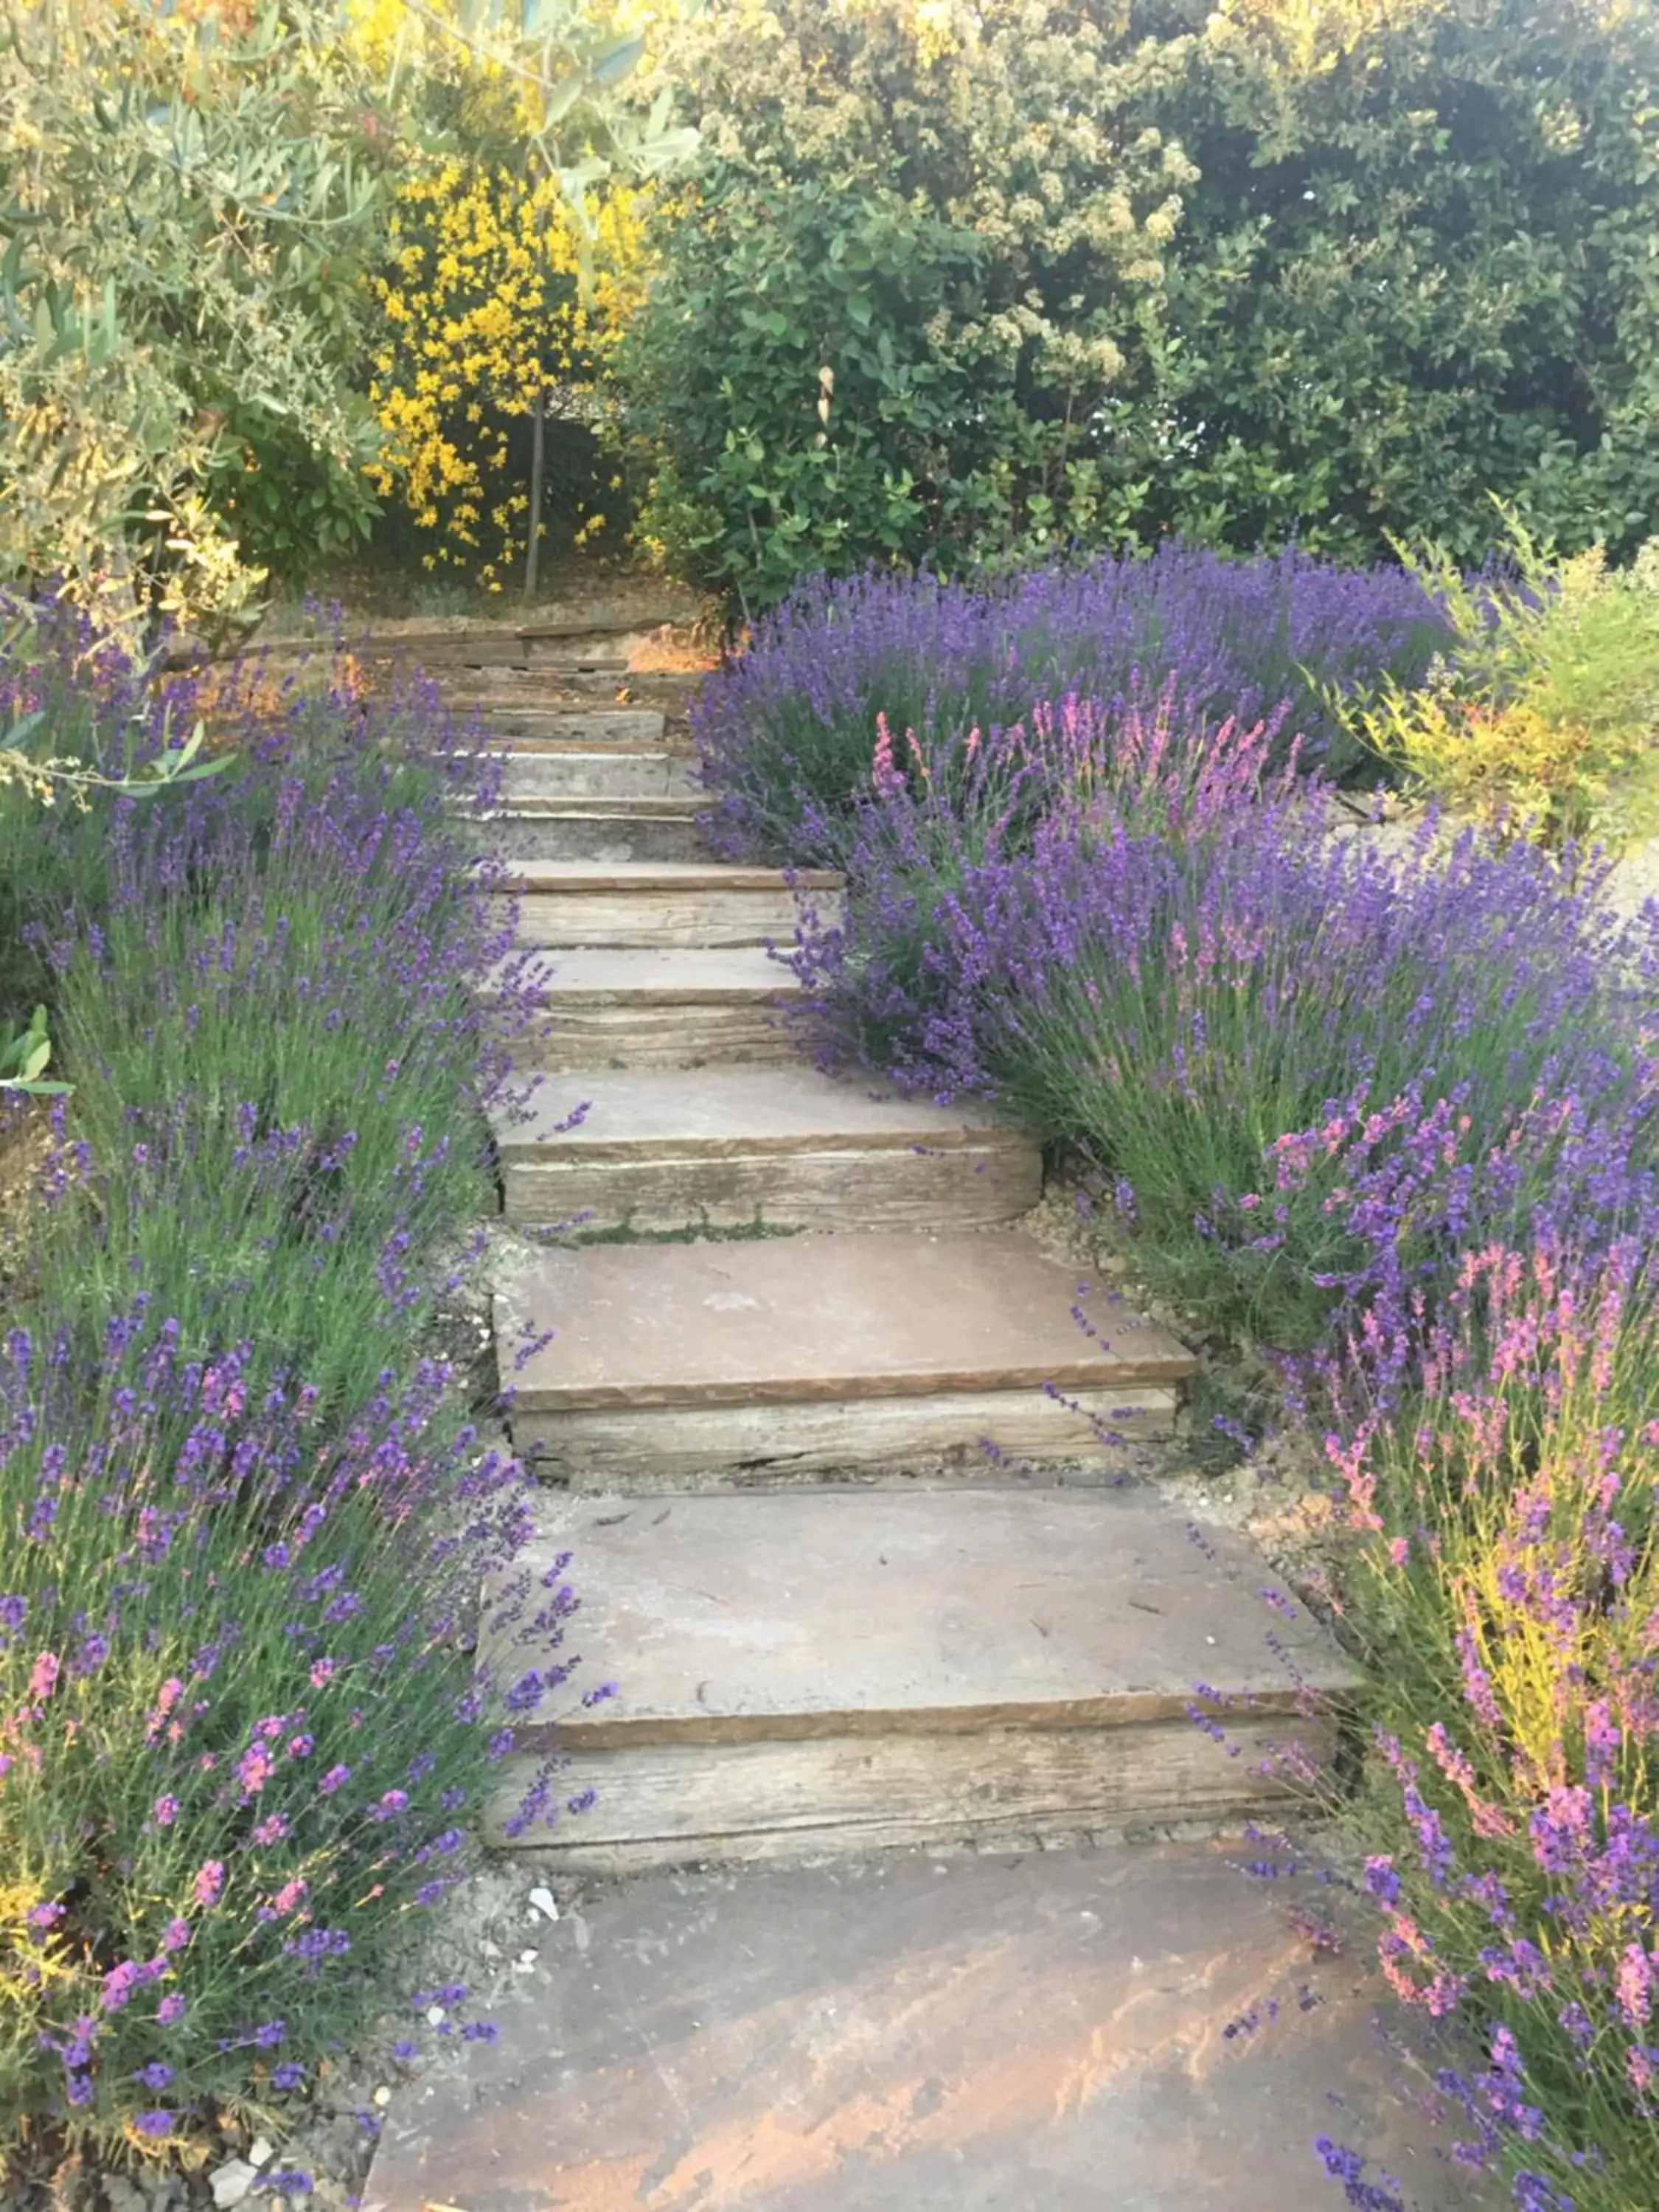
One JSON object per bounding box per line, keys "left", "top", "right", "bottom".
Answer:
{"left": 361, "top": 615, "right": 1454, "bottom": 2212}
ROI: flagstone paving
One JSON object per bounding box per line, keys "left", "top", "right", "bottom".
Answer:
{"left": 369, "top": 1848, "right": 1467, "bottom": 2212}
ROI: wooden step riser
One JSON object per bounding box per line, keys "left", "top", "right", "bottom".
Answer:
{"left": 362, "top": 629, "right": 678, "bottom": 670}
{"left": 486, "top": 1711, "right": 1330, "bottom": 1870}
{"left": 488, "top": 815, "right": 708, "bottom": 865}
{"left": 501, "top": 999, "right": 802, "bottom": 1071}
{"left": 501, "top": 887, "right": 838, "bottom": 950}
{"left": 512, "top": 1384, "right": 1177, "bottom": 1484}
{"left": 480, "top": 709, "right": 669, "bottom": 745}
{"left": 501, "top": 1138, "right": 1042, "bottom": 1234}
{"left": 451, "top": 667, "right": 695, "bottom": 697}
{"left": 503, "top": 756, "right": 692, "bottom": 799}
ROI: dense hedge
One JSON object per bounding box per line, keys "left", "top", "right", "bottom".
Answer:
{"left": 625, "top": 0, "right": 1659, "bottom": 604}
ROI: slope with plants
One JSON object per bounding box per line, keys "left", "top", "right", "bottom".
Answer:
{"left": 0, "top": 607, "right": 577, "bottom": 2180}
{"left": 698, "top": 543, "right": 1659, "bottom": 2208}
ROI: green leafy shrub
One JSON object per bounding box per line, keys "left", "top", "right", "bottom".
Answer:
{"left": 0, "top": 0, "right": 392, "bottom": 634}
{"left": 626, "top": 0, "right": 1192, "bottom": 602}
{"left": 626, "top": 0, "right": 1659, "bottom": 603}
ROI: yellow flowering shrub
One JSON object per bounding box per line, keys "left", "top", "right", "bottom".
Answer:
{"left": 368, "top": 158, "right": 644, "bottom": 589}
{"left": 1343, "top": 524, "right": 1659, "bottom": 856}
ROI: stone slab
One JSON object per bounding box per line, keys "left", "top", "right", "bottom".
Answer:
{"left": 503, "top": 884, "right": 838, "bottom": 952}
{"left": 483, "top": 948, "right": 804, "bottom": 1070}
{"left": 497, "top": 1231, "right": 1195, "bottom": 1411}
{"left": 487, "top": 811, "right": 707, "bottom": 867}
{"left": 369, "top": 1846, "right": 1473, "bottom": 2212}
{"left": 496, "top": 1066, "right": 1036, "bottom": 1232}
{"left": 490, "top": 796, "right": 702, "bottom": 823}
{"left": 493, "top": 1065, "right": 1011, "bottom": 1155}
{"left": 481, "top": 708, "right": 668, "bottom": 744}
{"left": 499, "top": 863, "right": 841, "bottom": 894}
{"left": 501, "top": 751, "right": 692, "bottom": 799}
{"left": 498, "top": 947, "right": 800, "bottom": 1005}
{"left": 501, "top": 1145, "right": 1034, "bottom": 1232}
{"left": 496, "top": 1488, "right": 1357, "bottom": 1750}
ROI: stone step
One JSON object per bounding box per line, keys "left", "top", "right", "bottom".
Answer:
{"left": 494, "top": 1065, "right": 1041, "bottom": 1232}
{"left": 447, "top": 653, "right": 634, "bottom": 685}
{"left": 500, "top": 860, "right": 842, "bottom": 950}
{"left": 368, "top": 1846, "right": 1436, "bottom": 2212}
{"left": 486, "top": 947, "right": 803, "bottom": 1071}
{"left": 191, "top": 612, "right": 697, "bottom": 672}
{"left": 448, "top": 668, "right": 703, "bottom": 709}
{"left": 495, "top": 1229, "right": 1196, "bottom": 1480}
{"left": 476, "top": 706, "right": 669, "bottom": 745}
{"left": 484, "top": 1487, "right": 1356, "bottom": 1867}
{"left": 500, "top": 748, "right": 692, "bottom": 800}
{"left": 484, "top": 800, "right": 706, "bottom": 866}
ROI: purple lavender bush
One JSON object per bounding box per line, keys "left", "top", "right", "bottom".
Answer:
{"left": 1314, "top": 1234, "right": 1659, "bottom": 2209}
{"left": 787, "top": 675, "right": 1659, "bottom": 2199}
{"left": 0, "top": 1314, "right": 585, "bottom": 2156}
{"left": 790, "top": 696, "right": 1658, "bottom": 1349}
{"left": 0, "top": 616, "right": 571, "bottom": 2172}
{"left": 693, "top": 546, "right": 1450, "bottom": 864}
{"left": 2, "top": 607, "right": 531, "bottom": 1411}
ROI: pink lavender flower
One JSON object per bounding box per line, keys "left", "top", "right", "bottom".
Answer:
{"left": 1617, "top": 1943, "right": 1653, "bottom": 2032}
{"left": 236, "top": 1743, "right": 275, "bottom": 1796}
{"left": 100, "top": 1960, "right": 144, "bottom": 2014}
{"left": 192, "top": 1860, "right": 226, "bottom": 1908}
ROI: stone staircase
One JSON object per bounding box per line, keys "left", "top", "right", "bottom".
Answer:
{"left": 444, "top": 615, "right": 1360, "bottom": 1858}
{"left": 363, "top": 616, "right": 1426, "bottom": 2212}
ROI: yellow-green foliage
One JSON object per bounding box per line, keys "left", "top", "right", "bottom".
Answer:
{"left": 1344, "top": 517, "right": 1659, "bottom": 853}
{"left": 0, "top": 0, "right": 387, "bottom": 638}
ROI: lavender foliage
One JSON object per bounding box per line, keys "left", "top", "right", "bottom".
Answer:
{"left": 0, "top": 611, "right": 566, "bottom": 2165}
{"left": 1319, "top": 1235, "right": 1659, "bottom": 2210}
{"left": 693, "top": 546, "right": 1450, "bottom": 863}
{"left": 789, "top": 693, "right": 1659, "bottom": 1348}
{"left": 780, "top": 655, "right": 1659, "bottom": 2201}
{"left": 1, "top": 602, "right": 538, "bottom": 1411}
{"left": 0, "top": 1321, "right": 568, "bottom": 2147}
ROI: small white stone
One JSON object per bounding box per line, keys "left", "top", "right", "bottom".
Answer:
{"left": 478, "top": 1938, "right": 501, "bottom": 1961}
{"left": 372, "top": 2087, "right": 392, "bottom": 2109}
{"left": 518, "top": 1947, "right": 539, "bottom": 1965}
{"left": 425, "top": 2005, "right": 446, "bottom": 2027}
{"left": 247, "top": 2140, "right": 274, "bottom": 2170}
{"left": 209, "top": 2161, "right": 257, "bottom": 2209}
{"left": 527, "top": 1885, "right": 559, "bottom": 1922}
